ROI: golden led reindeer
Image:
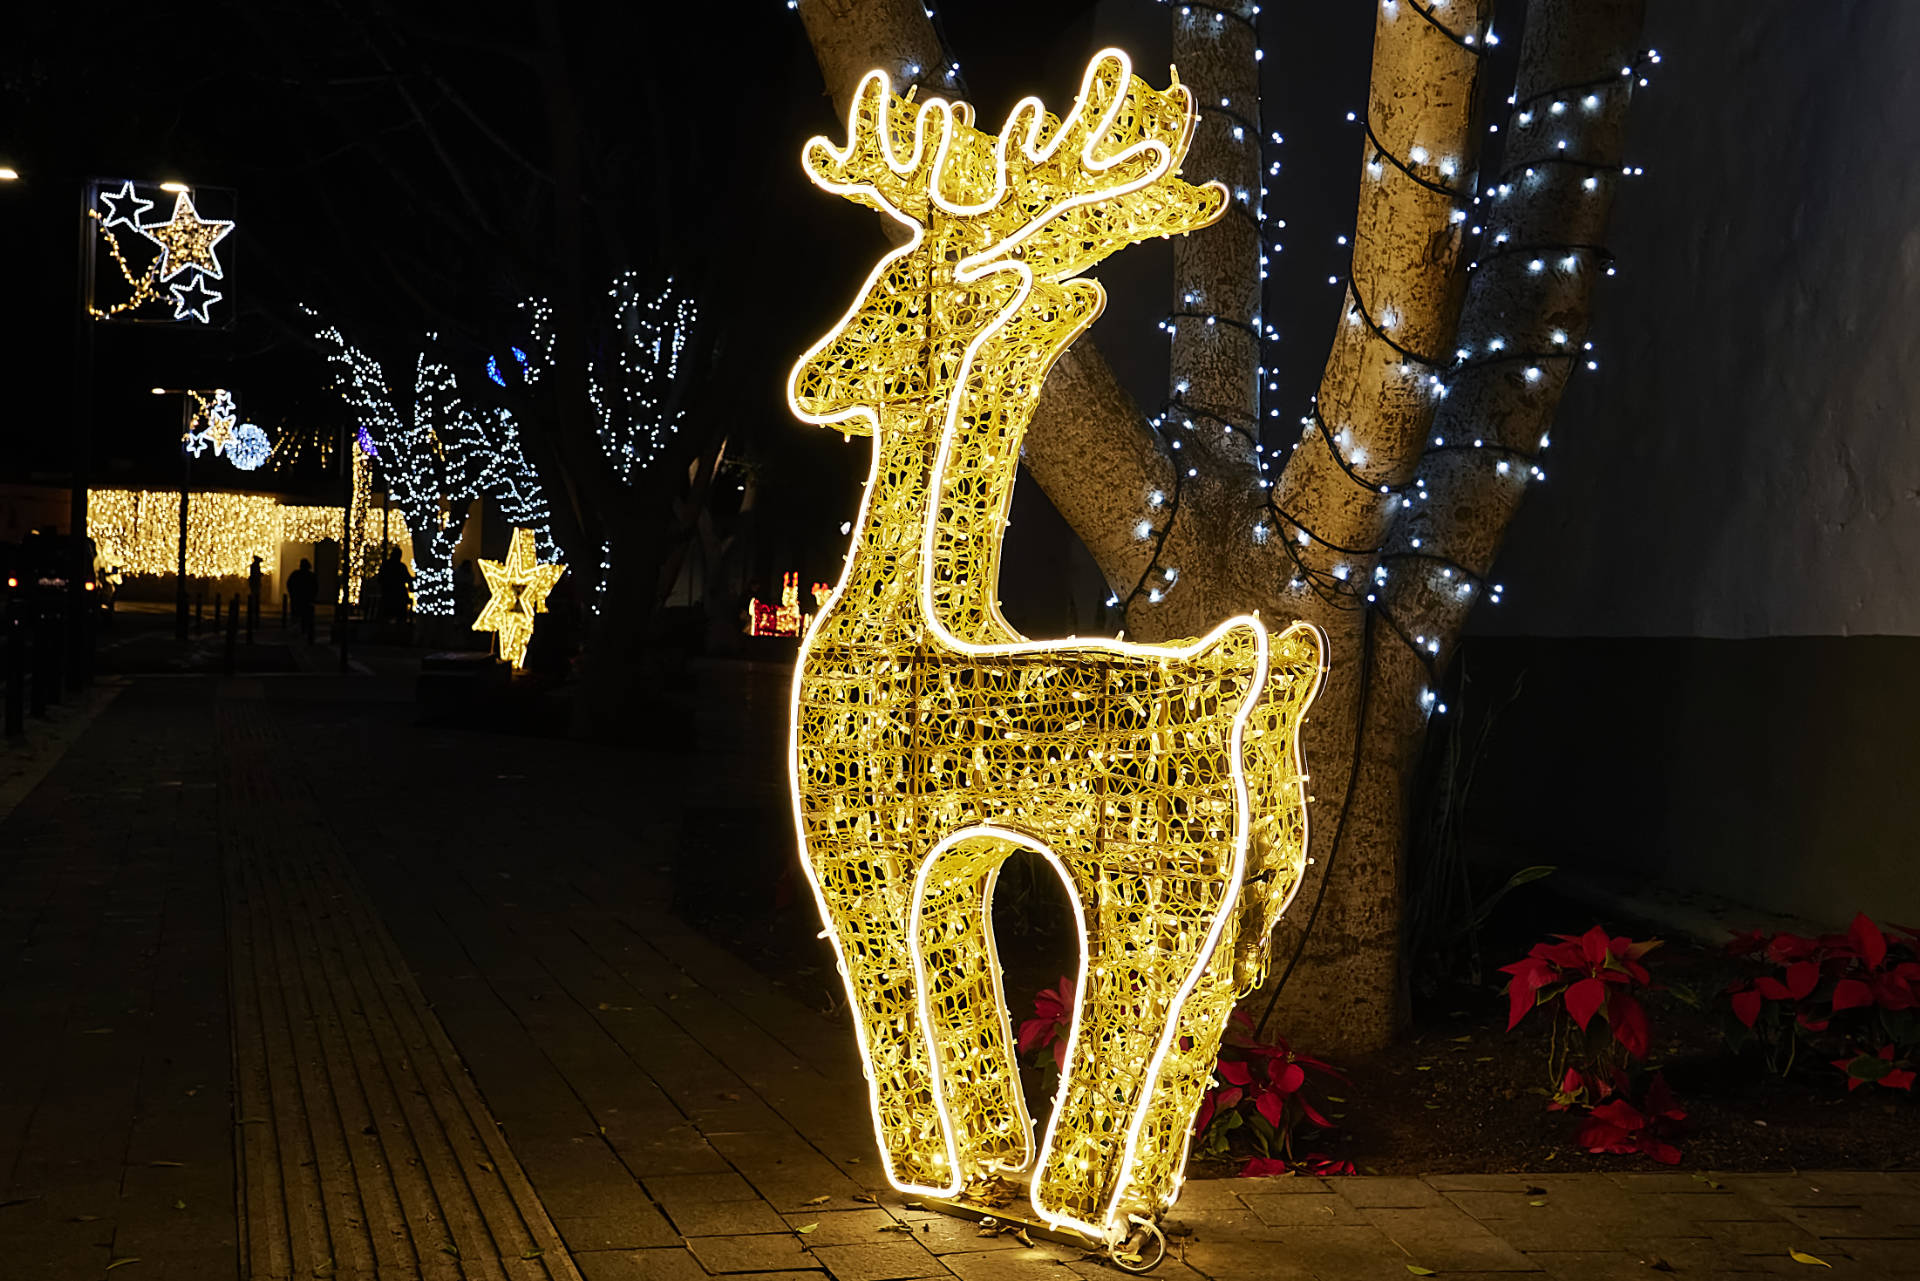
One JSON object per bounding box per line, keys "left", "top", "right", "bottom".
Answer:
{"left": 787, "top": 50, "right": 1325, "bottom": 1245}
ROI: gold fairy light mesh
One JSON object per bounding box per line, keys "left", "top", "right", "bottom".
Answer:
{"left": 787, "top": 50, "right": 1325, "bottom": 1243}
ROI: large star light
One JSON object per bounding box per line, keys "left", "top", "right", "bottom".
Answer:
{"left": 472, "top": 527, "right": 565, "bottom": 671}
{"left": 141, "top": 191, "right": 234, "bottom": 282}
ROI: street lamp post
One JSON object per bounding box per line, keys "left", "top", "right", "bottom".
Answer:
{"left": 152, "top": 387, "right": 220, "bottom": 641}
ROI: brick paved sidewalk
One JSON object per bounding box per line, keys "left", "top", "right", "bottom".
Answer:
{"left": 2, "top": 674, "right": 1916, "bottom": 1280}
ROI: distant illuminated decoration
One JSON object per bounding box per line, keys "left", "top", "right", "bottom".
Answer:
{"left": 180, "top": 389, "right": 273, "bottom": 471}
{"left": 89, "top": 488, "right": 412, "bottom": 579}
{"left": 87, "top": 179, "right": 235, "bottom": 325}
{"left": 786, "top": 50, "right": 1325, "bottom": 1248}
{"left": 472, "top": 527, "right": 565, "bottom": 671}
{"left": 747, "top": 572, "right": 827, "bottom": 637}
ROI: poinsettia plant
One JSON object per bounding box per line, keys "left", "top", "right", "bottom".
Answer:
{"left": 1020, "top": 981, "right": 1353, "bottom": 1178}
{"left": 1574, "top": 1073, "right": 1687, "bottom": 1165}
{"left": 1193, "top": 1010, "right": 1353, "bottom": 1177}
{"left": 1499, "top": 925, "right": 1662, "bottom": 1110}
{"left": 1722, "top": 913, "right": 1919, "bottom": 1090}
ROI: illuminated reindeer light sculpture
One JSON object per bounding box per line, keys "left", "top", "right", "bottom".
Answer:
{"left": 788, "top": 50, "right": 1325, "bottom": 1249}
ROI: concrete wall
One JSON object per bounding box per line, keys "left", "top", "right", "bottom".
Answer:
{"left": 1456, "top": 2, "right": 1920, "bottom": 926}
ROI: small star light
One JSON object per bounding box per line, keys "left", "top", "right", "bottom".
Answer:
{"left": 141, "top": 191, "right": 234, "bottom": 281}
{"left": 472, "top": 527, "right": 565, "bottom": 671}
{"left": 169, "top": 273, "right": 222, "bottom": 323}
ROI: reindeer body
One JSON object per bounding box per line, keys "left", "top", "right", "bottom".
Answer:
{"left": 787, "top": 53, "right": 1324, "bottom": 1240}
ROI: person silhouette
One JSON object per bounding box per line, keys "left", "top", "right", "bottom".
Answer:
{"left": 288, "top": 557, "right": 317, "bottom": 642}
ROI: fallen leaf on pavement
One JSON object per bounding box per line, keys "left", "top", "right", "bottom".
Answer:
{"left": 851, "top": 1192, "right": 878, "bottom": 1204}
{"left": 1406, "top": 1267, "right": 1435, "bottom": 1276}
{"left": 105, "top": 1260, "right": 139, "bottom": 1272}
{"left": 879, "top": 1223, "right": 914, "bottom": 1234}
{"left": 1788, "top": 1251, "right": 1831, "bottom": 1268}
{"left": 795, "top": 1224, "right": 817, "bottom": 1235}
{"left": 802, "top": 1195, "right": 831, "bottom": 1207}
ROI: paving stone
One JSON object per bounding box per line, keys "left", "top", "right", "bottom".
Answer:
{"left": 940, "top": 1247, "right": 1094, "bottom": 1280}
{"left": 810, "top": 1240, "right": 946, "bottom": 1281}
{"left": 1725, "top": 1175, "right": 1874, "bottom": 1207}
{"left": 1336, "top": 1177, "right": 1448, "bottom": 1209}
{"left": 1702, "top": 1219, "right": 1849, "bottom": 1256}
{"left": 1363, "top": 1204, "right": 1498, "bottom": 1241}
{"left": 1171, "top": 1180, "right": 1251, "bottom": 1210}
{"left": 689, "top": 1232, "right": 817, "bottom": 1273}
{"left": 1240, "top": 1191, "right": 1372, "bottom": 1227}
{"left": 647, "top": 1172, "right": 766, "bottom": 1206}
{"left": 669, "top": 1198, "right": 794, "bottom": 1236}
{"left": 1828, "top": 1238, "right": 1920, "bottom": 1273}
{"left": 784, "top": 1210, "right": 904, "bottom": 1245}
{"left": 906, "top": 1214, "right": 1029, "bottom": 1254}
{"left": 562, "top": 1215, "right": 705, "bottom": 1251}
{"left": 1232, "top": 1176, "right": 1330, "bottom": 1195}
{"left": 1426, "top": 1175, "right": 1556, "bottom": 1192}
{"left": 1390, "top": 1233, "right": 1539, "bottom": 1272}
{"left": 1179, "top": 1239, "right": 1318, "bottom": 1279}
{"left": 1632, "top": 1236, "right": 1781, "bottom": 1273}
{"left": 1627, "top": 1191, "right": 1778, "bottom": 1223}
{"left": 1169, "top": 1208, "right": 1288, "bottom": 1242}
{"left": 575, "top": 1247, "right": 712, "bottom": 1281}
{"left": 1460, "top": 1209, "right": 1639, "bottom": 1253}
{"left": 1267, "top": 1224, "right": 1411, "bottom": 1273}
{"left": 1526, "top": 1249, "right": 1667, "bottom": 1280}
{"left": 1772, "top": 1204, "right": 1920, "bottom": 1239}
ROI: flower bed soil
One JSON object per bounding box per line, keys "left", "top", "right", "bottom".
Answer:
{"left": 675, "top": 830, "right": 1917, "bottom": 1175}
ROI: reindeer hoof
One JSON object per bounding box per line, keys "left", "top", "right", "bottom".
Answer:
{"left": 1107, "top": 1216, "right": 1167, "bottom": 1274}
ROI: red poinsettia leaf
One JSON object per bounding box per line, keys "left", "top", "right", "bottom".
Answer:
{"left": 1299, "top": 1097, "right": 1333, "bottom": 1129}
{"left": 1580, "top": 925, "right": 1612, "bottom": 967}
{"left": 1574, "top": 1116, "right": 1632, "bottom": 1154}
{"left": 1254, "top": 1090, "right": 1286, "bottom": 1129}
{"left": 1559, "top": 1067, "right": 1587, "bottom": 1096}
{"left": 1641, "top": 1138, "right": 1684, "bottom": 1166}
{"left": 1272, "top": 1061, "right": 1306, "bottom": 1096}
{"left": 1832, "top": 978, "right": 1875, "bottom": 1012}
{"left": 1239, "top": 1157, "right": 1291, "bottom": 1178}
{"left": 1725, "top": 928, "right": 1767, "bottom": 957}
{"left": 1796, "top": 1009, "right": 1830, "bottom": 1032}
{"left": 1753, "top": 976, "right": 1793, "bottom": 1001}
{"left": 1786, "top": 959, "right": 1820, "bottom": 1001}
{"left": 1053, "top": 1034, "right": 1069, "bottom": 1072}
{"left": 1565, "top": 977, "right": 1607, "bottom": 1031}
{"left": 1588, "top": 1098, "right": 1645, "bottom": 1130}
{"left": 1768, "top": 933, "right": 1818, "bottom": 964}
{"left": 1016, "top": 1017, "right": 1057, "bottom": 1055}
{"left": 1882, "top": 1068, "right": 1916, "bottom": 1092}
{"left": 1193, "top": 1093, "right": 1217, "bottom": 1136}
{"left": 1215, "top": 1086, "right": 1243, "bottom": 1111}
{"left": 1850, "top": 913, "right": 1888, "bottom": 971}
{"left": 1643, "top": 1073, "right": 1686, "bottom": 1122}
{"left": 1219, "top": 1059, "right": 1254, "bottom": 1087}
{"left": 1731, "top": 989, "right": 1763, "bottom": 1028}
{"left": 1608, "top": 991, "right": 1650, "bottom": 1060}
{"left": 1872, "top": 975, "right": 1916, "bottom": 1011}
{"left": 1229, "top": 1008, "right": 1255, "bottom": 1033}
{"left": 1506, "top": 976, "right": 1542, "bottom": 1030}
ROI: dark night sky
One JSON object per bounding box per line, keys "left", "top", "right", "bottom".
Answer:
{"left": 0, "top": 0, "right": 1524, "bottom": 607}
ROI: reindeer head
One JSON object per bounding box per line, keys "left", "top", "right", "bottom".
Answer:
{"left": 788, "top": 49, "right": 1227, "bottom": 436}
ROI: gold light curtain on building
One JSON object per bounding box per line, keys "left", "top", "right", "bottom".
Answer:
{"left": 90, "top": 487, "right": 412, "bottom": 581}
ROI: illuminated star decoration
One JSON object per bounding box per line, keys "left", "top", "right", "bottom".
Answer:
{"left": 97, "top": 180, "right": 154, "bottom": 231}
{"left": 472, "top": 527, "right": 565, "bottom": 671}
{"left": 140, "top": 191, "right": 234, "bottom": 282}
{"left": 169, "top": 273, "right": 222, "bottom": 323}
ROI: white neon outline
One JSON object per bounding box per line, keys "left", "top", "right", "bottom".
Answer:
{"left": 782, "top": 49, "right": 1324, "bottom": 1241}
{"left": 96, "top": 180, "right": 154, "bottom": 232}
{"left": 140, "top": 191, "right": 234, "bottom": 282}
{"left": 168, "top": 274, "right": 222, "bottom": 323}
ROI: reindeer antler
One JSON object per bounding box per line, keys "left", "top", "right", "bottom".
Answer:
{"left": 803, "top": 50, "right": 1227, "bottom": 276}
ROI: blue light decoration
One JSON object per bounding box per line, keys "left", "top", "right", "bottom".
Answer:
{"left": 487, "top": 355, "right": 506, "bottom": 387}
{"left": 355, "top": 424, "right": 380, "bottom": 458}
{"left": 228, "top": 423, "right": 271, "bottom": 471}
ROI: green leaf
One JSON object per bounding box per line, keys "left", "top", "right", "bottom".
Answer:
{"left": 1788, "top": 1249, "right": 1832, "bottom": 1268}
{"left": 1406, "top": 1266, "right": 1436, "bottom": 1276}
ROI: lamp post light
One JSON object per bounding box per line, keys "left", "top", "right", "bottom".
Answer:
{"left": 151, "top": 386, "right": 225, "bottom": 641}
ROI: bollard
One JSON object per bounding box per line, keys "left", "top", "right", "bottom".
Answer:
{"left": 40, "top": 596, "right": 62, "bottom": 708}
{"left": 29, "top": 602, "right": 50, "bottom": 717}
{"left": 4, "top": 599, "right": 24, "bottom": 738}
{"left": 338, "top": 600, "right": 351, "bottom": 674}
{"left": 224, "top": 595, "right": 239, "bottom": 675}
{"left": 246, "top": 589, "right": 256, "bottom": 646}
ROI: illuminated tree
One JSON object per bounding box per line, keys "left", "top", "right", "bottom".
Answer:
{"left": 314, "top": 318, "right": 556, "bottom": 616}
{"left": 795, "top": 0, "right": 1650, "bottom": 1051}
